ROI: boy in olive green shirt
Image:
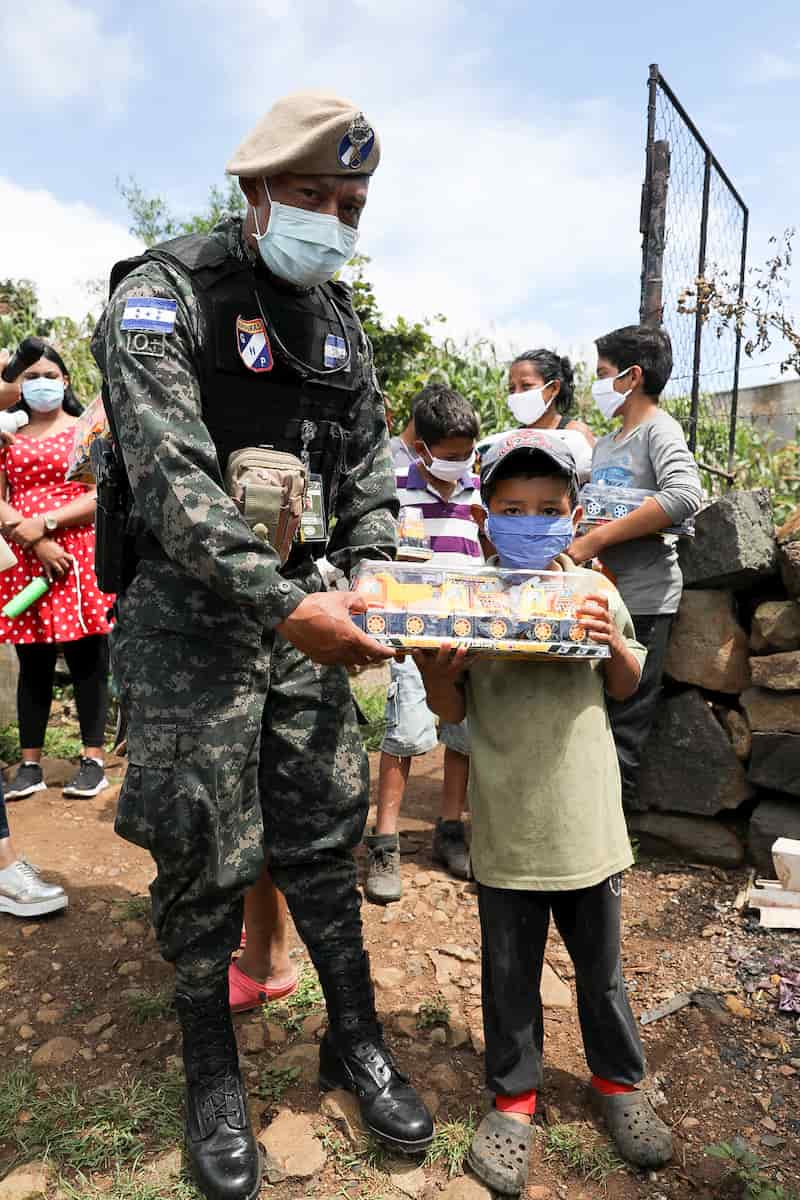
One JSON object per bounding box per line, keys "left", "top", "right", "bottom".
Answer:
{"left": 415, "top": 429, "right": 672, "bottom": 1196}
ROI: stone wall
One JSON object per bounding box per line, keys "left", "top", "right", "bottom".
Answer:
{"left": 633, "top": 489, "right": 800, "bottom": 871}
{"left": 0, "top": 644, "right": 18, "bottom": 730}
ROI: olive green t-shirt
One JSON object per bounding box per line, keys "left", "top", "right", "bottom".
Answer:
{"left": 464, "top": 557, "right": 646, "bottom": 892}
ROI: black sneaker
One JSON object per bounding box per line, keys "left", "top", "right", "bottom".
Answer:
{"left": 63, "top": 758, "right": 109, "bottom": 798}
{"left": 5, "top": 762, "right": 46, "bottom": 800}
{"left": 432, "top": 818, "right": 471, "bottom": 880}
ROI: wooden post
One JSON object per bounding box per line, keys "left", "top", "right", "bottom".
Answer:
{"left": 640, "top": 138, "right": 670, "bottom": 327}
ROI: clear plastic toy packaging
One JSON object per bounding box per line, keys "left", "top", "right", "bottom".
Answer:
{"left": 578, "top": 484, "right": 695, "bottom": 538}
{"left": 396, "top": 507, "right": 433, "bottom": 561}
{"left": 351, "top": 561, "right": 610, "bottom": 660}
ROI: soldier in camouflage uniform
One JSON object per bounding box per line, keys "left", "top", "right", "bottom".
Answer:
{"left": 92, "top": 92, "right": 434, "bottom": 1200}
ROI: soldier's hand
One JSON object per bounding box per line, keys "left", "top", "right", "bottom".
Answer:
{"left": 276, "top": 590, "right": 396, "bottom": 667}
{"left": 0, "top": 351, "right": 21, "bottom": 411}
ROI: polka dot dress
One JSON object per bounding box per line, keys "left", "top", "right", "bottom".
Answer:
{"left": 0, "top": 430, "right": 114, "bottom": 645}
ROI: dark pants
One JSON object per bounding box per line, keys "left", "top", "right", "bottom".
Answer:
{"left": 113, "top": 620, "right": 368, "bottom": 998}
{"left": 606, "top": 614, "right": 673, "bottom": 808}
{"left": 16, "top": 636, "right": 110, "bottom": 748}
{"left": 0, "top": 777, "right": 8, "bottom": 841}
{"left": 477, "top": 877, "right": 645, "bottom": 1096}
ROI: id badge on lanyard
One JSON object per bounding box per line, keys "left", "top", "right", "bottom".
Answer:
{"left": 300, "top": 474, "right": 327, "bottom": 543}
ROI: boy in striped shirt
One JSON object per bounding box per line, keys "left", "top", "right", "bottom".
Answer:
{"left": 365, "top": 386, "right": 482, "bottom": 904}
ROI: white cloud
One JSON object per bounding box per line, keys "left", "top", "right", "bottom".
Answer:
{"left": 189, "top": 0, "right": 642, "bottom": 350}
{"left": 748, "top": 49, "right": 800, "bottom": 84}
{"left": 0, "top": 177, "right": 142, "bottom": 320}
{"left": 0, "top": 0, "right": 142, "bottom": 110}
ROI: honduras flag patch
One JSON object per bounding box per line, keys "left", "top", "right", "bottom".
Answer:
{"left": 236, "top": 315, "right": 273, "bottom": 373}
{"left": 121, "top": 297, "right": 177, "bottom": 333}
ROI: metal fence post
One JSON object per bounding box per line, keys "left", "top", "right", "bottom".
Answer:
{"left": 728, "top": 207, "right": 749, "bottom": 477}
{"left": 689, "top": 151, "right": 712, "bottom": 454}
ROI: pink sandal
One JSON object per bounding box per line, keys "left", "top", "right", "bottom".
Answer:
{"left": 228, "top": 959, "right": 298, "bottom": 1013}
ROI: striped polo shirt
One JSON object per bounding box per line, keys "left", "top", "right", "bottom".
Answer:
{"left": 395, "top": 459, "right": 484, "bottom": 567}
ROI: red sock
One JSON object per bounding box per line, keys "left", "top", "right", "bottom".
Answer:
{"left": 496, "top": 1089, "right": 537, "bottom": 1116}
{"left": 591, "top": 1074, "right": 636, "bottom": 1096}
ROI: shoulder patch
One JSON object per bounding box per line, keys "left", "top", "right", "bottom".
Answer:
{"left": 121, "top": 297, "right": 178, "bottom": 333}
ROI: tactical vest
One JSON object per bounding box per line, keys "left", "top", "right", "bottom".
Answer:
{"left": 109, "top": 228, "right": 373, "bottom": 556}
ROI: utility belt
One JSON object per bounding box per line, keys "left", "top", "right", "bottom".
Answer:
{"left": 93, "top": 434, "right": 336, "bottom": 595}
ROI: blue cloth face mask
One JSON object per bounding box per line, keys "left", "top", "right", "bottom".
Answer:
{"left": 22, "top": 377, "right": 64, "bottom": 413}
{"left": 485, "top": 513, "right": 575, "bottom": 570}
{"left": 253, "top": 180, "right": 359, "bottom": 287}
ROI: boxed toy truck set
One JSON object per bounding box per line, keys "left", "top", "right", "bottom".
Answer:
{"left": 351, "top": 561, "right": 610, "bottom": 660}
{"left": 578, "top": 484, "right": 695, "bottom": 539}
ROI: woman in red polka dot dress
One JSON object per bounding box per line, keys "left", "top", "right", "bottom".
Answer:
{"left": 0, "top": 344, "right": 115, "bottom": 801}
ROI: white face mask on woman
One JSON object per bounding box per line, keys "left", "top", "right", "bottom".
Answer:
{"left": 508, "top": 381, "right": 555, "bottom": 427}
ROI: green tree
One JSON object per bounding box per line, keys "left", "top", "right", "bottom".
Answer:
{"left": 0, "top": 279, "right": 99, "bottom": 405}
{"left": 118, "top": 176, "right": 246, "bottom": 247}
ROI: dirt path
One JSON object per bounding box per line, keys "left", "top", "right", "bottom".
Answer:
{"left": 0, "top": 749, "right": 798, "bottom": 1199}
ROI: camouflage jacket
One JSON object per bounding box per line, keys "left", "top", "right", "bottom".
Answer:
{"left": 91, "top": 219, "right": 397, "bottom": 641}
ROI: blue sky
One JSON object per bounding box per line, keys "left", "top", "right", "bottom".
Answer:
{"left": 2, "top": 0, "right": 798, "bottom": 384}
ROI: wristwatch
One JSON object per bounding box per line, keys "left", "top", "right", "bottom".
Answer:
{"left": 43, "top": 513, "right": 58, "bottom": 533}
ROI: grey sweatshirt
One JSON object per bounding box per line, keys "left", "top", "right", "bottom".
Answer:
{"left": 590, "top": 409, "right": 703, "bottom": 615}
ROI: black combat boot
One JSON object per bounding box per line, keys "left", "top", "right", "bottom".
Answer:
{"left": 317, "top": 951, "right": 434, "bottom": 1155}
{"left": 175, "top": 987, "right": 262, "bottom": 1200}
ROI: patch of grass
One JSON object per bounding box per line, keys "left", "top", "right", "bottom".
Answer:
{"left": 43, "top": 724, "right": 85, "bottom": 759}
{"left": 319, "top": 1124, "right": 390, "bottom": 1183}
{"left": 114, "top": 895, "right": 151, "bottom": 922}
{"left": 425, "top": 1108, "right": 478, "bottom": 1178}
{"left": 0, "top": 722, "right": 84, "bottom": 763}
{"left": 542, "top": 1122, "right": 624, "bottom": 1185}
{"left": 127, "top": 988, "right": 174, "bottom": 1025}
{"left": 0, "top": 1065, "right": 37, "bottom": 1140}
{"left": 0, "top": 1067, "right": 184, "bottom": 1175}
{"left": 58, "top": 1173, "right": 201, "bottom": 1200}
{"left": 253, "top": 1065, "right": 300, "bottom": 1106}
{"left": 706, "top": 1141, "right": 798, "bottom": 1200}
{"left": 352, "top": 683, "right": 388, "bottom": 752}
{"left": 417, "top": 992, "right": 451, "bottom": 1029}
{"left": 268, "top": 962, "right": 324, "bottom": 1034}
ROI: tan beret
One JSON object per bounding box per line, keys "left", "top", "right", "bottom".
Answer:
{"left": 226, "top": 89, "right": 380, "bottom": 179}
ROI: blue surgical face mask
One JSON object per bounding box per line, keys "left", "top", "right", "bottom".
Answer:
{"left": 22, "top": 377, "right": 64, "bottom": 413}
{"left": 253, "top": 179, "right": 359, "bottom": 287}
{"left": 485, "top": 513, "right": 575, "bottom": 570}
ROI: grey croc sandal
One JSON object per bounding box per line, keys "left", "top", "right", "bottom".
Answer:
{"left": 466, "top": 1109, "right": 535, "bottom": 1195}
{"left": 590, "top": 1089, "right": 673, "bottom": 1168}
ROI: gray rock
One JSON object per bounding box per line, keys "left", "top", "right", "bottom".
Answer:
{"left": 748, "top": 733, "right": 800, "bottom": 797}
{"left": 680, "top": 490, "right": 777, "bottom": 590}
{"left": 749, "top": 797, "right": 800, "bottom": 873}
{"left": 741, "top": 688, "right": 800, "bottom": 734}
{"left": 664, "top": 590, "right": 750, "bottom": 693}
{"left": 750, "top": 651, "right": 800, "bottom": 692}
{"left": 626, "top": 812, "right": 744, "bottom": 867}
{"left": 637, "top": 689, "right": 753, "bottom": 815}
{"left": 751, "top": 600, "right": 800, "bottom": 653}
{"left": 778, "top": 542, "right": 800, "bottom": 598}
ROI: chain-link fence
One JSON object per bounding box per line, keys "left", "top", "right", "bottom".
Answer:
{"left": 640, "top": 64, "right": 748, "bottom": 479}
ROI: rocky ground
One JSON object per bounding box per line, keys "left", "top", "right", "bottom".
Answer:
{"left": 0, "top": 746, "right": 799, "bottom": 1200}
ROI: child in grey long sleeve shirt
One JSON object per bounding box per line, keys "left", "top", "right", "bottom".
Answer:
{"left": 567, "top": 325, "right": 702, "bottom": 807}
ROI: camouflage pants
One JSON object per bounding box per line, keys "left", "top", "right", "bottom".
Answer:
{"left": 112, "top": 621, "right": 369, "bottom": 996}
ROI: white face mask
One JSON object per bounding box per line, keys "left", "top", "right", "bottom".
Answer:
{"left": 591, "top": 367, "right": 634, "bottom": 420}
{"left": 508, "top": 380, "right": 555, "bottom": 427}
{"left": 421, "top": 444, "right": 476, "bottom": 483}
{"left": 253, "top": 180, "right": 359, "bottom": 288}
